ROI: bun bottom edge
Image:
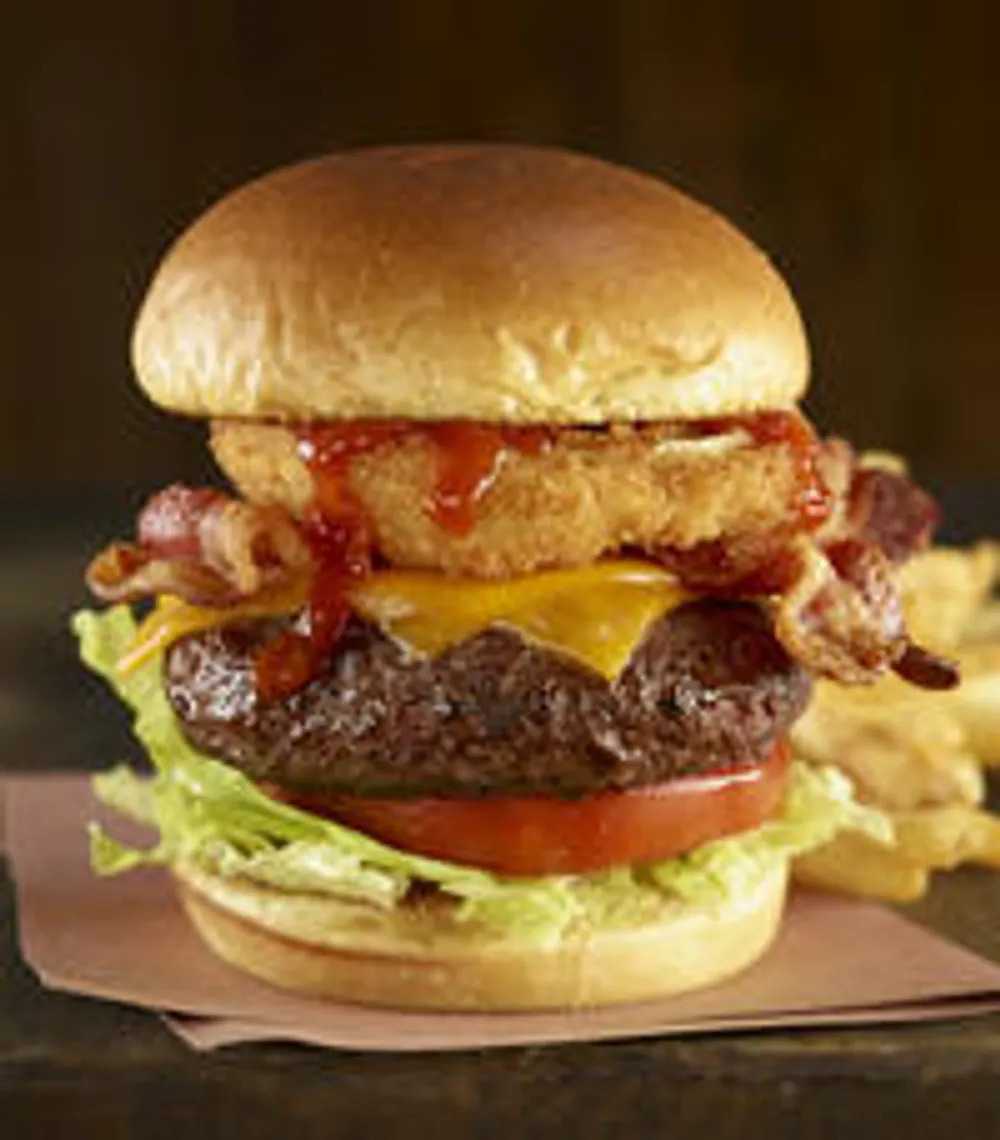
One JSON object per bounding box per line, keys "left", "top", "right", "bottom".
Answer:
{"left": 174, "top": 861, "right": 789, "bottom": 1011}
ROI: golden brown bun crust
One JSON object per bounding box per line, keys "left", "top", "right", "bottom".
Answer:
{"left": 174, "top": 860, "right": 788, "bottom": 1011}
{"left": 134, "top": 145, "right": 808, "bottom": 424}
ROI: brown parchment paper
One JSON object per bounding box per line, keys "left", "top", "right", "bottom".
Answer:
{"left": 6, "top": 773, "right": 1000, "bottom": 1053}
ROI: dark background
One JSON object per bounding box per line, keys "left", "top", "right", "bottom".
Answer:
{"left": 3, "top": 0, "right": 999, "bottom": 496}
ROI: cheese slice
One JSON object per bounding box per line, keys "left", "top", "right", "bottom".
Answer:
{"left": 121, "top": 561, "right": 690, "bottom": 681}
{"left": 351, "top": 562, "right": 689, "bottom": 679}
{"left": 117, "top": 583, "right": 308, "bottom": 676}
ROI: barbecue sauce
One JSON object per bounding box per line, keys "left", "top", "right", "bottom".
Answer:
{"left": 254, "top": 421, "right": 552, "bottom": 698}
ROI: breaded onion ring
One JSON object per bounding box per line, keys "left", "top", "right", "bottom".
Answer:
{"left": 211, "top": 421, "right": 845, "bottom": 579}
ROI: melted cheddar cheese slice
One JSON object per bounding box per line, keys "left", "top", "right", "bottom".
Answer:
{"left": 121, "top": 561, "right": 691, "bottom": 681}
{"left": 117, "top": 584, "right": 309, "bottom": 676}
{"left": 351, "top": 562, "right": 689, "bottom": 679}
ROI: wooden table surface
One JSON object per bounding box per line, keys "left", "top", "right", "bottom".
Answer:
{"left": 3, "top": 492, "right": 1000, "bottom": 1138}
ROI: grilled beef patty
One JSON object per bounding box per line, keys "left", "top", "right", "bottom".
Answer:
{"left": 164, "top": 600, "right": 810, "bottom": 798}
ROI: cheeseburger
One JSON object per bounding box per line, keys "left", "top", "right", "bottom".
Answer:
{"left": 74, "top": 145, "right": 957, "bottom": 1010}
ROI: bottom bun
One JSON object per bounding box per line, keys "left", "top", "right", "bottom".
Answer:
{"left": 174, "top": 860, "right": 788, "bottom": 1011}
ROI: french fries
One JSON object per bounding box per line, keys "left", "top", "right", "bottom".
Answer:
{"left": 794, "top": 805, "right": 1000, "bottom": 903}
{"left": 892, "top": 805, "right": 1000, "bottom": 870}
{"left": 897, "top": 542, "right": 1000, "bottom": 652}
{"left": 791, "top": 694, "right": 984, "bottom": 810}
{"left": 946, "top": 643, "right": 1000, "bottom": 766}
{"left": 793, "top": 832, "right": 930, "bottom": 903}
{"left": 791, "top": 543, "right": 1000, "bottom": 902}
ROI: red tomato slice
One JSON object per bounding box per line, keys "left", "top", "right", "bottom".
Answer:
{"left": 263, "top": 742, "right": 790, "bottom": 876}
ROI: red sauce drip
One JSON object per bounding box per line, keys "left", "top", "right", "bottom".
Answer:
{"left": 254, "top": 509, "right": 373, "bottom": 700}
{"left": 254, "top": 421, "right": 552, "bottom": 699}
{"left": 295, "top": 420, "right": 552, "bottom": 537}
{"left": 253, "top": 425, "right": 402, "bottom": 699}
{"left": 696, "top": 411, "right": 833, "bottom": 530}
{"left": 427, "top": 422, "right": 552, "bottom": 535}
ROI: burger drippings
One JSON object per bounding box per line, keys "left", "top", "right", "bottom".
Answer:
{"left": 253, "top": 510, "right": 372, "bottom": 700}
{"left": 252, "top": 424, "right": 398, "bottom": 699}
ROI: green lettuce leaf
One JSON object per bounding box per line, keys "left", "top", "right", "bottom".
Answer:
{"left": 648, "top": 763, "right": 892, "bottom": 902}
{"left": 72, "top": 605, "right": 892, "bottom": 946}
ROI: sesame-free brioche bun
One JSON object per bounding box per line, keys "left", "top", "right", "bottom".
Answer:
{"left": 174, "top": 858, "right": 788, "bottom": 1010}
{"left": 133, "top": 145, "right": 808, "bottom": 425}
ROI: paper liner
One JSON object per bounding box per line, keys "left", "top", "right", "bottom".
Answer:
{"left": 6, "top": 773, "right": 1000, "bottom": 1052}
{"left": 164, "top": 996, "right": 1000, "bottom": 1052}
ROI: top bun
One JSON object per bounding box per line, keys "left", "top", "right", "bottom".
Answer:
{"left": 133, "top": 145, "right": 808, "bottom": 424}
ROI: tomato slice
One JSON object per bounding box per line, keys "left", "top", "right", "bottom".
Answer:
{"left": 263, "top": 742, "right": 790, "bottom": 876}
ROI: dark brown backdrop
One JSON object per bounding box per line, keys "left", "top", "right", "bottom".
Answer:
{"left": 3, "top": 0, "right": 999, "bottom": 492}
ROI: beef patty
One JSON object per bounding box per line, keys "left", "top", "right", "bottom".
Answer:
{"left": 164, "top": 600, "right": 810, "bottom": 798}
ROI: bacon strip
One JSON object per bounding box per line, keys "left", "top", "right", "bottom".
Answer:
{"left": 774, "top": 538, "right": 907, "bottom": 684}
{"left": 86, "top": 485, "right": 312, "bottom": 606}
{"left": 657, "top": 449, "right": 958, "bottom": 690}
{"left": 893, "top": 643, "right": 960, "bottom": 690}
{"left": 838, "top": 465, "right": 940, "bottom": 564}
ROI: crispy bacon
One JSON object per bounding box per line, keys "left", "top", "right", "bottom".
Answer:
{"left": 136, "top": 486, "right": 227, "bottom": 559}
{"left": 894, "top": 643, "right": 961, "bottom": 690}
{"left": 86, "top": 484, "right": 312, "bottom": 606}
{"left": 773, "top": 537, "right": 958, "bottom": 689}
{"left": 86, "top": 543, "right": 243, "bottom": 606}
{"left": 652, "top": 529, "right": 802, "bottom": 597}
{"left": 657, "top": 450, "right": 958, "bottom": 690}
{"left": 841, "top": 465, "right": 940, "bottom": 564}
{"left": 774, "top": 538, "right": 907, "bottom": 684}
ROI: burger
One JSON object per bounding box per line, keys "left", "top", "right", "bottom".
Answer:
{"left": 73, "top": 144, "right": 956, "bottom": 1011}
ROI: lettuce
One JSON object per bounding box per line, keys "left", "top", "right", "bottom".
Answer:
{"left": 73, "top": 606, "right": 892, "bottom": 946}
